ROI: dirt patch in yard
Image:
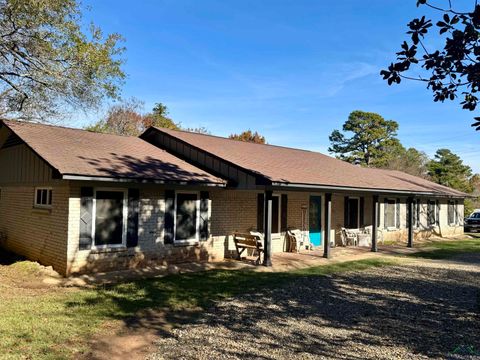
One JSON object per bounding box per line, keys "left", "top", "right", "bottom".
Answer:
{"left": 0, "top": 250, "right": 63, "bottom": 295}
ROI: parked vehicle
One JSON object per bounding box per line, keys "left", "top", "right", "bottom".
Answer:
{"left": 464, "top": 209, "right": 480, "bottom": 233}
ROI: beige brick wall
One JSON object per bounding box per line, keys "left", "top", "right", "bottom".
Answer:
{"left": 0, "top": 183, "right": 69, "bottom": 274}
{"left": 67, "top": 183, "right": 225, "bottom": 274}
{"left": 211, "top": 190, "right": 313, "bottom": 256}
{"left": 1, "top": 176, "right": 464, "bottom": 275}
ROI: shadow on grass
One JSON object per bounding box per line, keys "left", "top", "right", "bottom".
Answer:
{"left": 66, "top": 258, "right": 396, "bottom": 332}
{"left": 69, "top": 256, "right": 480, "bottom": 358}
{"left": 3, "top": 255, "right": 480, "bottom": 359}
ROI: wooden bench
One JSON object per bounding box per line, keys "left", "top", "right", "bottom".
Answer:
{"left": 232, "top": 232, "right": 263, "bottom": 265}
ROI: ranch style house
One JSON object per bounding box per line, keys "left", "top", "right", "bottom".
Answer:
{"left": 0, "top": 120, "right": 467, "bottom": 275}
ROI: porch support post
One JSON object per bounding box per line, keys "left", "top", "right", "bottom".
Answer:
{"left": 263, "top": 190, "right": 273, "bottom": 267}
{"left": 407, "top": 197, "right": 414, "bottom": 248}
{"left": 371, "top": 195, "right": 378, "bottom": 252}
{"left": 323, "top": 193, "right": 332, "bottom": 259}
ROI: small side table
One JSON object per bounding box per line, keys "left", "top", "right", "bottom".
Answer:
{"left": 357, "top": 233, "right": 371, "bottom": 247}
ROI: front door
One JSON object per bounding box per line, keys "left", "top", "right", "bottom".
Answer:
{"left": 309, "top": 196, "right": 322, "bottom": 246}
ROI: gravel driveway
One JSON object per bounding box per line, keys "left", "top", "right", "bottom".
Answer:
{"left": 148, "top": 256, "right": 480, "bottom": 360}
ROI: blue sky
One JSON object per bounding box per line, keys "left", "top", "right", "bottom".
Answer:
{"left": 78, "top": 0, "right": 478, "bottom": 172}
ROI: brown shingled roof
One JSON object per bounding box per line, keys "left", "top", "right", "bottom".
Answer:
{"left": 1, "top": 120, "right": 225, "bottom": 185}
{"left": 152, "top": 127, "right": 467, "bottom": 197}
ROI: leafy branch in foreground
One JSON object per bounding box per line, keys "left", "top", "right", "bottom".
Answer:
{"left": 0, "top": 0, "right": 125, "bottom": 121}
{"left": 381, "top": 1, "right": 480, "bottom": 130}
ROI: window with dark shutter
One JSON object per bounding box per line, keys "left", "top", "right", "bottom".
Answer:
{"left": 271, "top": 195, "right": 280, "bottom": 233}
{"left": 79, "top": 187, "right": 94, "bottom": 250}
{"left": 199, "top": 191, "right": 209, "bottom": 241}
{"left": 257, "top": 193, "right": 264, "bottom": 232}
{"left": 376, "top": 201, "right": 381, "bottom": 227}
{"left": 164, "top": 190, "right": 175, "bottom": 244}
{"left": 127, "top": 189, "right": 140, "bottom": 247}
{"left": 427, "top": 200, "right": 436, "bottom": 226}
{"left": 396, "top": 199, "right": 401, "bottom": 228}
{"left": 359, "top": 197, "right": 364, "bottom": 227}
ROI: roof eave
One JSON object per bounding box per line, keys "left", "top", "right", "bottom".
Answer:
{"left": 271, "top": 181, "right": 468, "bottom": 198}
{"left": 62, "top": 174, "right": 227, "bottom": 187}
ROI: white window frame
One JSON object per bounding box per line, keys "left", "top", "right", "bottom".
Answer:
{"left": 174, "top": 191, "right": 201, "bottom": 245}
{"left": 91, "top": 188, "right": 128, "bottom": 249}
{"left": 34, "top": 187, "right": 53, "bottom": 209}
{"left": 384, "top": 198, "right": 398, "bottom": 230}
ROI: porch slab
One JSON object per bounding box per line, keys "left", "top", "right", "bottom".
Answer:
{"left": 263, "top": 244, "right": 428, "bottom": 272}
{"left": 64, "top": 242, "right": 433, "bottom": 286}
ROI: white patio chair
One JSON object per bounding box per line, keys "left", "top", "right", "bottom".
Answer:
{"left": 341, "top": 227, "right": 358, "bottom": 246}
{"left": 286, "top": 229, "right": 303, "bottom": 252}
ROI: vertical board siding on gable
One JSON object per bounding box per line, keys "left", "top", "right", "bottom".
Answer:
{"left": 0, "top": 144, "right": 52, "bottom": 184}
{"left": 191, "top": 147, "right": 198, "bottom": 162}
{"left": 220, "top": 162, "right": 227, "bottom": 176}
{"left": 145, "top": 131, "right": 256, "bottom": 188}
{"left": 228, "top": 166, "right": 238, "bottom": 182}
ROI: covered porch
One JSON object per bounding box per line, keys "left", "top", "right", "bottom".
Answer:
{"left": 229, "top": 241, "right": 431, "bottom": 272}
{"left": 251, "top": 189, "right": 419, "bottom": 267}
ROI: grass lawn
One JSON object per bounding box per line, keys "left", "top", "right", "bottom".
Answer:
{"left": 0, "top": 237, "right": 478, "bottom": 359}
{"left": 409, "top": 237, "right": 480, "bottom": 259}
{"left": 0, "top": 258, "right": 396, "bottom": 359}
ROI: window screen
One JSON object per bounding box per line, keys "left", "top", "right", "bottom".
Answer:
{"left": 448, "top": 201, "right": 455, "bottom": 225}
{"left": 94, "top": 191, "right": 124, "bottom": 246}
{"left": 385, "top": 199, "right": 396, "bottom": 228}
{"left": 345, "top": 198, "right": 359, "bottom": 228}
{"left": 175, "top": 193, "right": 198, "bottom": 241}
